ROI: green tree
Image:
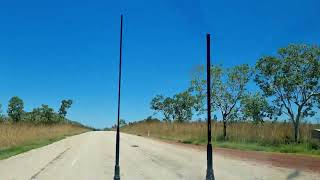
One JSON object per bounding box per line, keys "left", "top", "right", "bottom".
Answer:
{"left": 30, "top": 104, "right": 57, "bottom": 124}
{"left": 58, "top": 99, "right": 73, "bottom": 117}
{"left": 0, "top": 104, "right": 5, "bottom": 121}
{"left": 150, "top": 91, "right": 196, "bottom": 122}
{"left": 240, "top": 93, "right": 273, "bottom": 124}
{"left": 191, "top": 64, "right": 251, "bottom": 140}
{"left": 255, "top": 44, "right": 320, "bottom": 142}
{"left": 145, "top": 116, "right": 161, "bottom": 123}
{"left": 7, "top": 96, "right": 24, "bottom": 122}
{"left": 41, "top": 105, "right": 55, "bottom": 123}
{"left": 172, "top": 91, "right": 196, "bottom": 122}
{"left": 151, "top": 95, "right": 174, "bottom": 121}
{"left": 119, "top": 119, "right": 127, "bottom": 127}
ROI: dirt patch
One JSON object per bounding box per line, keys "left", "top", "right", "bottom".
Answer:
{"left": 150, "top": 137, "right": 320, "bottom": 173}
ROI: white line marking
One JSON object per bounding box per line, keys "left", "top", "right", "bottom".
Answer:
{"left": 71, "top": 158, "right": 78, "bottom": 167}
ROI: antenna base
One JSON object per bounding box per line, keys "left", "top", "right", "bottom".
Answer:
{"left": 206, "top": 168, "right": 215, "bottom": 180}
{"left": 206, "top": 144, "right": 215, "bottom": 180}
{"left": 114, "top": 165, "right": 120, "bottom": 180}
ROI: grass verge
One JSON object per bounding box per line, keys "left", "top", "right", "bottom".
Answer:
{"left": 0, "top": 136, "right": 65, "bottom": 160}
{"left": 0, "top": 123, "right": 90, "bottom": 160}
{"left": 156, "top": 135, "right": 320, "bottom": 157}
{"left": 122, "top": 121, "right": 320, "bottom": 157}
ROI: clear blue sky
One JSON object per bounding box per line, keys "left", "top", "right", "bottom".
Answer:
{"left": 1, "top": 0, "right": 320, "bottom": 128}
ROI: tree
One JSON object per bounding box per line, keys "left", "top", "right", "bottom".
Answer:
{"left": 30, "top": 104, "right": 57, "bottom": 124}
{"left": 191, "top": 64, "right": 251, "bottom": 140}
{"left": 119, "top": 119, "right": 127, "bottom": 127}
{"left": 58, "top": 99, "right": 73, "bottom": 117}
{"left": 0, "top": 104, "right": 5, "bottom": 121}
{"left": 145, "top": 116, "right": 161, "bottom": 123}
{"left": 7, "top": 96, "right": 24, "bottom": 122}
{"left": 240, "top": 93, "right": 273, "bottom": 124}
{"left": 255, "top": 44, "right": 320, "bottom": 142}
{"left": 150, "top": 91, "right": 196, "bottom": 122}
{"left": 213, "top": 114, "right": 218, "bottom": 122}
{"left": 41, "top": 105, "right": 56, "bottom": 123}
{"left": 172, "top": 91, "right": 196, "bottom": 122}
{"left": 151, "top": 95, "right": 172, "bottom": 121}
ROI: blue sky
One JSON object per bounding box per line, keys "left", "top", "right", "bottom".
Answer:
{"left": 1, "top": 0, "right": 320, "bottom": 128}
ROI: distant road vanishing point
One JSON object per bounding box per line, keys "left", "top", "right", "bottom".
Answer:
{"left": 0, "top": 131, "right": 318, "bottom": 180}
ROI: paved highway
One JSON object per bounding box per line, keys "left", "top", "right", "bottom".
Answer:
{"left": 0, "top": 131, "right": 318, "bottom": 180}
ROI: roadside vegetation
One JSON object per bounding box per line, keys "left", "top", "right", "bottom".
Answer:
{"left": 123, "top": 119, "right": 320, "bottom": 156}
{"left": 123, "top": 44, "right": 320, "bottom": 156}
{"left": 0, "top": 97, "right": 91, "bottom": 159}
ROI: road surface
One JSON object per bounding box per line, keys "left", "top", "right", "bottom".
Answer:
{"left": 0, "top": 131, "right": 318, "bottom": 180}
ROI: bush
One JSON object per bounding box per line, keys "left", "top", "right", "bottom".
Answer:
{"left": 309, "top": 140, "right": 320, "bottom": 150}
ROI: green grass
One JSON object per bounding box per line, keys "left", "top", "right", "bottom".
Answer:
{"left": 153, "top": 135, "right": 320, "bottom": 157}
{"left": 0, "top": 135, "right": 75, "bottom": 160}
{"left": 0, "top": 123, "right": 90, "bottom": 160}
{"left": 214, "top": 141, "right": 320, "bottom": 156}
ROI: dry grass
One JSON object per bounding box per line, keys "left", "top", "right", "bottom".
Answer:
{"left": 122, "top": 121, "right": 319, "bottom": 146}
{"left": 0, "top": 122, "right": 89, "bottom": 150}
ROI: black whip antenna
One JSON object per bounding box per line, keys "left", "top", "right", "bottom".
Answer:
{"left": 206, "top": 33, "right": 215, "bottom": 180}
{"left": 114, "top": 14, "right": 123, "bottom": 180}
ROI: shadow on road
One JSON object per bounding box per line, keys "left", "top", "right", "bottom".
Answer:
{"left": 287, "top": 170, "right": 300, "bottom": 180}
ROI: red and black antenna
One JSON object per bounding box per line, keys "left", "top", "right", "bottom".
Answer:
{"left": 206, "top": 33, "right": 215, "bottom": 180}
{"left": 114, "top": 14, "right": 123, "bottom": 180}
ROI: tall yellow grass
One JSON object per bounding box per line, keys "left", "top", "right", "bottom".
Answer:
{"left": 122, "top": 121, "right": 319, "bottom": 145}
{"left": 0, "top": 122, "right": 89, "bottom": 149}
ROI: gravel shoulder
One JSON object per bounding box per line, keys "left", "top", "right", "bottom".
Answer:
{"left": 153, "top": 137, "right": 320, "bottom": 173}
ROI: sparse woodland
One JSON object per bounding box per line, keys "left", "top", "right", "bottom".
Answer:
{"left": 123, "top": 44, "right": 320, "bottom": 155}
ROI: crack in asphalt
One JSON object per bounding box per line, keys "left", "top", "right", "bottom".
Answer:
{"left": 29, "top": 148, "right": 70, "bottom": 180}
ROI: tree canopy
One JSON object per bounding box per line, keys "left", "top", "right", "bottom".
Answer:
{"left": 59, "top": 99, "right": 73, "bottom": 117}
{"left": 255, "top": 44, "right": 320, "bottom": 142}
{"left": 151, "top": 91, "right": 196, "bottom": 122}
{"left": 7, "top": 96, "right": 24, "bottom": 122}
{"left": 191, "top": 64, "right": 251, "bottom": 139}
{"left": 240, "top": 93, "right": 273, "bottom": 124}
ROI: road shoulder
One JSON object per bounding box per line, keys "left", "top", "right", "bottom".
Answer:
{"left": 137, "top": 134, "right": 320, "bottom": 173}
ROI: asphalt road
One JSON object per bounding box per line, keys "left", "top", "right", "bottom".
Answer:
{"left": 0, "top": 131, "right": 318, "bottom": 180}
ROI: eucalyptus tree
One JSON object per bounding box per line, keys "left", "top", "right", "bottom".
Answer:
{"left": 191, "top": 64, "right": 251, "bottom": 140}
{"left": 240, "top": 93, "right": 273, "bottom": 124}
{"left": 172, "top": 91, "right": 196, "bottom": 122}
{"left": 151, "top": 95, "right": 174, "bottom": 121}
{"left": 255, "top": 44, "right": 320, "bottom": 142}
{"left": 7, "top": 96, "right": 24, "bottom": 122}
{"left": 0, "top": 104, "right": 4, "bottom": 121}
{"left": 58, "top": 99, "right": 73, "bottom": 117}
{"left": 150, "top": 91, "right": 196, "bottom": 122}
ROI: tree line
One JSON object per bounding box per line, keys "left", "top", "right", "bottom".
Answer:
{"left": 151, "top": 44, "right": 320, "bottom": 142}
{"left": 0, "top": 96, "right": 73, "bottom": 124}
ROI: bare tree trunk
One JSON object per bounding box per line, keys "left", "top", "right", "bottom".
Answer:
{"left": 293, "top": 120, "right": 300, "bottom": 143}
{"left": 223, "top": 119, "right": 227, "bottom": 141}
{"left": 293, "top": 107, "right": 302, "bottom": 143}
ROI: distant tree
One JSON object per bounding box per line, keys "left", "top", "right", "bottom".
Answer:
{"left": 255, "top": 44, "right": 320, "bottom": 142}
{"left": 191, "top": 64, "right": 251, "bottom": 140}
{"left": 172, "top": 91, "right": 196, "bottom": 122}
{"left": 213, "top": 114, "right": 218, "bottom": 122}
{"left": 150, "top": 91, "right": 196, "bottom": 122}
{"left": 151, "top": 95, "right": 174, "bottom": 121}
{"left": 0, "top": 104, "right": 5, "bottom": 121}
{"left": 119, "top": 119, "right": 127, "bottom": 127}
{"left": 30, "top": 104, "right": 57, "bottom": 124}
{"left": 145, "top": 116, "right": 160, "bottom": 123}
{"left": 7, "top": 96, "right": 24, "bottom": 122}
{"left": 146, "top": 116, "right": 153, "bottom": 122}
{"left": 58, "top": 99, "right": 73, "bottom": 117}
{"left": 41, "top": 105, "right": 55, "bottom": 123}
{"left": 240, "top": 93, "right": 273, "bottom": 124}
